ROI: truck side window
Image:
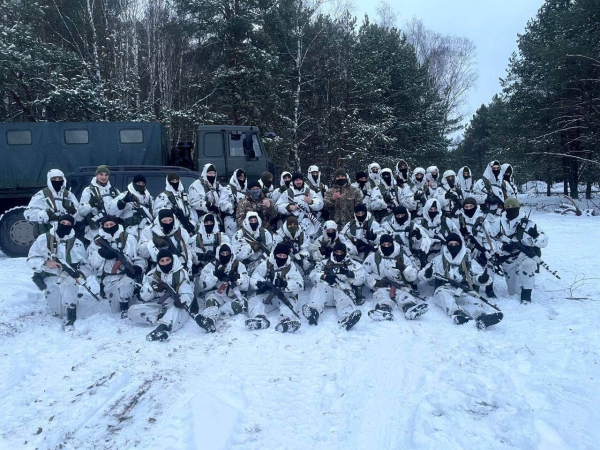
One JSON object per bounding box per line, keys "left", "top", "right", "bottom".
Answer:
{"left": 6, "top": 130, "right": 32, "bottom": 145}
{"left": 229, "top": 133, "right": 261, "bottom": 157}
{"left": 204, "top": 133, "right": 224, "bottom": 157}
{"left": 64, "top": 129, "right": 89, "bottom": 144}
{"left": 120, "top": 129, "right": 144, "bottom": 143}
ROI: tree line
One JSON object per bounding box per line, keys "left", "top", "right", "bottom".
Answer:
{"left": 456, "top": 0, "right": 600, "bottom": 199}
{"left": 1, "top": 0, "right": 477, "bottom": 176}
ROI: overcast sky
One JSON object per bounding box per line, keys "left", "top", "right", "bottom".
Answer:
{"left": 351, "top": 0, "right": 544, "bottom": 126}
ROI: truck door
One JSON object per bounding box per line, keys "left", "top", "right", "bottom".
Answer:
{"left": 226, "top": 131, "right": 266, "bottom": 184}
{"left": 200, "top": 131, "right": 227, "bottom": 182}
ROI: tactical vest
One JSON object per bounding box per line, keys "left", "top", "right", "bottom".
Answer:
{"left": 349, "top": 216, "right": 374, "bottom": 237}
{"left": 374, "top": 252, "right": 407, "bottom": 282}
{"left": 153, "top": 228, "right": 189, "bottom": 264}
{"left": 153, "top": 267, "right": 184, "bottom": 292}
{"left": 46, "top": 232, "right": 76, "bottom": 266}
{"left": 266, "top": 260, "right": 291, "bottom": 282}
{"left": 442, "top": 254, "right": 473, "bottom": 289}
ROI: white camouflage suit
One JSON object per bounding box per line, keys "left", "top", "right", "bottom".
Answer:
{"left": 27, "top": 227, "right": 95, "bottom": 317}
{"left": 78, "top": 177, "right": 120, "bottom": 242}
{"left": 363, "top": 242, "right": 423, "bottom": 320}
{"left": 307, "top": 253, "right": 366, "bottom": 323}
{"left": 232, "top": 212, "right": 274, "bottom": 274}
{"left": 275, "top": 180, "right": 324, "bottom": 237}
{"left": 138, "top": 216, "right": 194, "bottom": 272}
{"left": 129, "top": 257, "right": 193, "bottom": 332}
{"left": 272, "top": 220, "right": 312, "bottom": 273}
{"left": 199, "top": 244, "right": 250, "bottom": 326}
{"left": 154, "top": 175, "right": 198, "bottom": 233}
{"left": 87, "top": 225, "right": 144, "bottom": 313}
{"left": 107, "top": 182, "right": 154, "bottom": 238}
{"left": 247, "top": 253, "right": 304, "bottom": 322}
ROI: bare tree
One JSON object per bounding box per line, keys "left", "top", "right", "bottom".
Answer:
{"left": 404, "top": 17, "right": 478, "bottom": 134}
{"left": 376, "top": 0, "right": 398, "bottom": 29}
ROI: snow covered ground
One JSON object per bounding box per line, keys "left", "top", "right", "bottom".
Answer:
{"left": 1, "top": 210, "right": 599, "bottom": 450}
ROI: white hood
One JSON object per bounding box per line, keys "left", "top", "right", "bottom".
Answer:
{"left": 47, "top": 169, "right": 66, "bottom": 195}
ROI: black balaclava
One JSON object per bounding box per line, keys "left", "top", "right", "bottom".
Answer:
{"left": 157, "top": 248, "right": 174, "bottom": 273}
{"left": 286, "top": 216, "right": 299, "bottom": 237}
{"left": 335, "top": 178, "right": 347, "bottom": 186}
{"left": 261, "top": 171, "right": 273, "bottom": 188}
{"left": 218, "top": 244, "right": 232, "bottom": 266}
{"left": 159, "top": 209, "right": 175, "bottom": 234}
{"left": 326, "top": 229, "right": 337, "bottom": 241}
{"left": 446, "top": 233, "right": 463, "bottom": 259}
{"left": 379, "top": 234, "right": 394, "bottom": 257}
{"left": 274, "top": 243, "right": 289, "bottom": 267}
{"left": 503, "top": 167, "right": 512, "bottom": 182}
{"left": 398, "top": 161, "right": 408, "bottom": 177}
{"left": 204, "top": 214, "right": 215, "bottom": 234}
{"left": 506, "top": 207, "right": 520, "bottom": 221}
{"left": 133, "top": 174, "right": 146, "bottom": 193}
{"left": 397, "top": 177, "right": 405, "bottom": 187}
{"left": 249, "top": 217, "right": 259, "bottom": 231}
{"left": 206, "top": 164, "right": 217, "bottom": 185}
{"left": 55, "top": 214, "right": 74, "bottom": 238}
{"left": 491, "top": 161, "right": 501, "bottom": 180}
{"left": 428, "top": 202, "right": 439, "bottom": 220}
{"left": 283, "top": 175, "right": 292, "bottom": 188}
{"left": 462, "top": 167, "right": 470, "bottom": 179}
{"left": 236, "top": 169, "right": 246, "bottom": 188}
{"left": 463, "top": 197, "right": 478, "bottom": 218}
{"left": 431, "top": 171, "right": 439, "bottom": 180}
{"left": 447, "top": 176, "right": 456, "bottom": 188}
{"left": 51, "top": 179, "right": 63, "bottom": 192}
{"left": 167, "top": 172, "right": 180, "bottom": 191}
{"left": 392, "top": 205, "right": 409, "bottom": 226}
{"left": 415, "top": 173, "right": 424, "bottom": 183}
{"left": 356, "top": 171, "right": 368, "bottom": 188}
{"left": 382, "top": 172, "right": 392, "bottom": 186}
{"left": 332, "top": 241, "right": 347, "bottom": 263}
{"left": 355, "top": 203, "right": 368, "bottom": 223}
{"left": 102, "top": 215, "right": 119, "bottom": 236}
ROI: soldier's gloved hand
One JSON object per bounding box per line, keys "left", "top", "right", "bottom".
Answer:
{"left": 411, "top": 228, "right": 422, "bottom": 240}
{"left": 173, "top": 296, "right": 184, "bottom": 309}
{"left": 323, "top": 272, "right": 337, "bottom": 285}
{"left": 65, "top": 203, "right": 77, "bottom": 215}
{"left": 528, "top": 225, "right": 539, "bottom": 239}
{"left": 228, "top": 271, "right": 240, "bottom": 283}
{"left": 274, "top": 278, "right": 287, "bottom": 289}
{"left": 445, "top": 191, "right": 458, "bottom": 202}
{"left": 487, "top": 194, "right": 500, "bottom": 205}
{"left": 414, "top": 192, "right": 422, "bottom": 201}
{"left": 184, "top": 222, "right": 196, "bottom": 234}
{"left": 98, "top": 246, "right": 118, "bottom": 260}
{"left": 256, "top": 281, "right": 270, "bottom": 294}
{"left": 192, "top": 263, "right": 202, "bottom": 276}
{"left": 213, "top": 268, "right": 227, "bottom": 281}
{"left": 478, "top": 272, "right": 490, "bottom": 284}
{"left": 88, "top": 195, "right": 100, "bottom": 208}
{"left": 338, "top": 267, "right": 355, "bottom": 278}
{"left": 122, "top": 192, "right": 134, "bottom": 203}
{"left": 250, "top": 241, "right": 261, "bottom": 252}
{"left": 424, "top": 266, "right": 433, "bottom": 279}
{"left": 46, "top": 209, "right": 59, "bottom": 222}
{"left": 127, "top": 265, "right": 144, "bottom": 280}
{"left": 502, "top": 242, "right": 517, "bottom": 253}
{"left": 152, "top": 282, "right": 166, "bottom": 293}
{"left": 206, "top": 202, "right": 220, "bottom": 213}
{"left": 366, "top": 230, "right": 377, "bottom": 241}
{"left": 395, "top": 259, "right": 406, "bottom": 271}
{"left": 459, "top": 225, "right": 469, "bottom": 237}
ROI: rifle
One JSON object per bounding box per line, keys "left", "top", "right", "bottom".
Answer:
{"left": 215, "top": 264, "right": 245, "bottom": 303}
{"left": 290, "top": 200, "right": 321, "bottom": 228}
{"left": 482, "top": 187, "right": 504, "bottom": 208}
{"left": 378, "top": 277, "right": 427, "bottom": 302}
{"left": 260, "top": 280, "right": 300, "bottom": 319}
{"left": 508, "top": 241, "right": 561, "bottom": 279}
{"left": 433, "top": 273, "right": 501, "bottom": 311}
{"left": 54, "top": 257, "right": 102, "bottom": 302}
{"left": 243, "top": 231, "right": 271, "bottom": 256}
{"left": 464, "top": 233, "right": 504, "bottom": 276}
{"left": 95, "top": 237, "right": 141, "bottom": 284}
{"left": 132, "top": 198, "right": 153, "bottom": 224}
{"left": 322, "top": 263, "right": 357, "bottom": 298}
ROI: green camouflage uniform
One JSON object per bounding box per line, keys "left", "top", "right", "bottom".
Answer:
{"left": 235, "top": 192, "right": 278, "bottom": 232}
{"left": 324, "top": 183, "right": 363, "bottom": 230}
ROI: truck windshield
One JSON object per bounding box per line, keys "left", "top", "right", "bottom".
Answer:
{"left": 229, "top": 133, "right": 262, "bottom": 158}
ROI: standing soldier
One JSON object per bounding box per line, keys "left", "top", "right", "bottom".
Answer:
{"left": 501, "top": 163, "right": 519, "bottom": 199}
{"left": 425, "top": 166, "right": 440, "bottom": 190}
{"left": 154, "top": 173, "right": 197, "bottom": 235}
{"left": 351, "top": 171, "right": 387, "bottom": 217}
{"left": 473, "top": 160, "right": 505, "bottom": 217}
{"left": 434, "top": 170, "right": 464, "bottom": 218}
{"left": 271, "top": 171, "right": 292, "bottom": 205}
{"left": 78, "top": 165, "right": 120, "bottom": 244}
{"left": 258, "top": 171, "right": 275, "bottom": 199}
{"left": 394, "top": 160, "right": 410, "bottom": 185}
{"left": 235, "top": 181, "right": 278, "bottom": 233}
{"left": 324, "top": 169, "right": 363, "bottom": 230}
{"left": 306, "top": 165, "right": 328, "bottom": 201}
{"left": 410, "top": 167, "right": 431, "bottom": 218}
{"left": 25, "top": 169, "right": 79, "bottom": 238}
{"left": 108, "top": 174, "right": 154, "bottom": 239}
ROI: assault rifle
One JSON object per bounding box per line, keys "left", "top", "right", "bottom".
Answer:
{"left": 259, "top": 280, "right": 300, "bottom": 319}
{"left": 216, "top": 265, "right": 245, "bottom": 303}
{"left": 289, "top": 199, "right": 321, "bottom": 229}
{"left": 54, "top": 257, "right": 102, "bottom": 302}
{"left": 482, "top": 187, "right": 504, "bottom": 208}
{"left": 433, "top": 273, "right": 501, "bottom": 311}
{"left": 464, "top": 233, "right": 504, "bottom": 276}
{"left": 502, "top": 241, "right": 560, "bottom": 279}
{"left": 377, "top": 277, "right": 427, "bottom": 302}
{"left": 95, "top": 237, "right": 142, "bottom": 284}
{"left": 243, "top": 232, "right": 271, "bottom": 257}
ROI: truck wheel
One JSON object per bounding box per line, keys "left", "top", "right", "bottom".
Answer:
{"left": 0, "top": 207, "right": 35, "bottom": 257}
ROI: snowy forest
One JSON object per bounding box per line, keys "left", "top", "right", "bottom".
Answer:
{"left": 1, "top": 0, "right": 599, "bottom": 191}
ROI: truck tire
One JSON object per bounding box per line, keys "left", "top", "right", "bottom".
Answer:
{"left": 0, "top": 206, "right": 36, "bottom": 257}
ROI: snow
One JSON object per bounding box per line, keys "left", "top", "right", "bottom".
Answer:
{"left": 1, "top": 211, "right": 600, "bottom": 450}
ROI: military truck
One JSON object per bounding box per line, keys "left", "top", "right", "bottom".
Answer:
{"left": 0, "top": 122, "right": 275, "bottom": 257}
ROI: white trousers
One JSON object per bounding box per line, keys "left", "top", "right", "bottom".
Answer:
{"left": 306, "top": 283, "right": 355, "bottom": 320}
{"left": 502, "top": 254, "right": 537, "bottom": 295}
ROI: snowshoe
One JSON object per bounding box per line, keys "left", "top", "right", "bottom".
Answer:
{"left": 368, "top": 304, "right": 394, "bottom": 321}
{"left": 339, "top": 310, "right": 362, "bottom": 331}
{"left": 119, "top": 301, "right": 129, "bottom": 320}
{"left": 452, "top": 310, "right": 470, "bottom": 325}
{"left": 520, "top": 288, "right": 532, "bottom": 304}
{"left": 146, "top": 324, "right": 170, "bottom": 342}
{"left": 302, "top": 304, "right": 320, "bottom": 325}
{"left": 245, "top": 315, "right": 270, "bottom": 331}
{"left": 195, "top": 314, "right": 216, "bottom": 333}
{"left": 230, "top": 299, "right": 245, "bottom": 315}
{"left": 476, "top": 312, "right": 504, "bottom": 330}
{"left": 64, "top": 305, "right": 77, "bottom": 331}
{"left": 275, "top": 318, "right": 301, "bottom": 333}
{"left": 485, "top": 284, "right": 497, "bottom": 299}
{"left": 402, "top": 302, "right": 429, "bottom": 320}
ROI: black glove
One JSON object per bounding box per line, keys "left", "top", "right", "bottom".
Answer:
{"left": 366, "top": 230, "right": 377, "bottom": 241}
{"left": 76, "top": 270, "right": 85, "bottom": 280}
{"left": 487, "top": 194, "right": 500, "bottom": 205}
{"left": 356, "top": 240, "right": 368, "bottom": 253}
{"left": 411, "top": 228, "right": 422, "bottom": 240}
{"left": 192, "top": 263, "right": 202, "bottom": 276}
{"left": 206, "top": 202, "right": 220, "bottom": 213}
{"left": 424, "top": 266, "right": 433, "bottom": 278}
{"left": 213, "top": 268, "right": 227, "bottom": 281}
{"left": 502, "top": 242, "right": 517, "bottom": 253}
{"left": 250, "top": 241, "right": 261, "bottom": 252}
{"left": 323, "top": 272, "right": 337, "bottom": 285}
{"left": 184, "top": 222, "right": 196, "bottom": 234}
{"left": 414, "top": 192, "right": 422, "bottom": 201}
{"left": 228, "top": 271, "right": 240, "bottom": 283}
{"left": 395, "top": 259, "right": 406, "bottom": 271}
{"left": 123, "top": 192, "right": 134, "bottom": 203}
{"left": 88, "top": 195, "right": 100, "bottom": 208}
{"left": 528, "top": 225, "right": 539, "bottom": 239}
{"left": 478, "top": 272, "right": 490, "bottom": 284}
{"left": 274, "top": 277, "right": 287, "bottom": 289}
{"left": 117, "top": 200, "right": 127, "bottom": 210}
{"left": 173, "top": 296, "right": 184, "bottom": 309}
{"left": 256, "top": 281, "right": 270, "bottom": 294}
{"left": 98, "top": 246, "right": 118, "bottom": 260}
{"left": 459, "top": 225, "right": 469, "bottom": 237}
{"left": 47, "top": 209, "right": 59, "bottom": 222}
{"left": 338, "top": 267, "right": 355, "bottom": 278}
{"left": 153, "top": 281, "right": 166, "bottom": 293}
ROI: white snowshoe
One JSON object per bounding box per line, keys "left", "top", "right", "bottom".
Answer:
{"left": 339, "top": 310, "right": 362, "bottom": 331}
{"left": 302, "top": 304, "right": 320, "bottom": 325}
{"left": 402, "top": 302, "right": 428, "bottom": 320}
{"left": 245, "top": 315, "right": 270, "bottom": 331}
{"left": 368, "top": 304, "right": 394, "bottom": 321}
{"left": 275, "top": 318, "right": 301, "bottom": 333}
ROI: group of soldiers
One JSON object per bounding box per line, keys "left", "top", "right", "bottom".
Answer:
{"left": 25, "top": 159, "right": 548, "bottom": 341}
